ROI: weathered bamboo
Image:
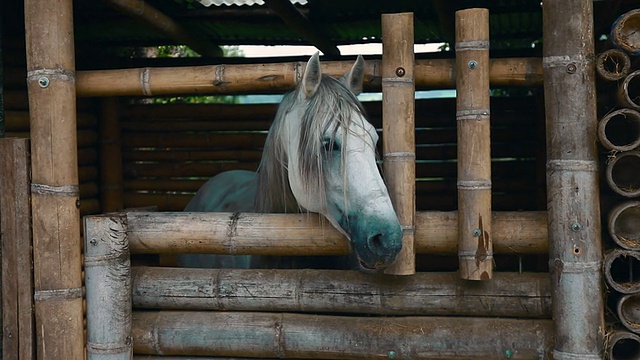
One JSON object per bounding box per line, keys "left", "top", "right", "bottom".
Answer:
{"left": 617, "top": 293, "right": 640, "bottom": 334}
{"left": 606, "top": 331, "right": 640, "bottom": 360}
{"left": 24, "top": 0, "right": 84, "bottom": 358}
{"left": 84, "top": 214, "right": 133, "bottom": 359}
{"left": 611, "top": 9, "right": 640, "bottom": 55}
{"left": 75, "top": 57, "right": 543, "bottom": 97}
{"left": 597, "top": 108, "right": 640, "bottom": 152}
{"left": 618, "top": 70, "right": 640, "bottom": 111}
{"left": 608, "top": 201, "right": 640, "bottom": 250}
{"left": 605, "top": 150, "right": 640, "bottom": 197}
{"left": 132, "top": 311, "right": 552, "bottom": 358}
{"left": 132, "top": 267, "right": 550, "bottom": 317}
{"left": 543, "top": 0, "right": 604, "bottom": 358}
{"left": 0, "top": 139, "right": 35, "bottom": 359}
{"left": 595, "top": 49, "right": 631, "bottom": 81}
{"left": 119, "top": 211, "right": 548, "bottom": 255}
{"left": 381, "top": 13, "right": 415, "bottom": 275}
{"left": 455, "top": 8, "right": 492, "bottom": 280}
{"left": 604, "top": 249, "right": 640, "bottom": 294}
{"left": 100, "top": 97, "right": 124, "bottom": 212}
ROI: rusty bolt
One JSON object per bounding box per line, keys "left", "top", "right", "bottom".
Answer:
{"left": 472, "top": 228, "right": 482, "bottom": 237}
{"left": 566, "top": 63, "right": 577, "bottom": 74}
{"left": 468, "top": 60, "right": 478, "bottom": 69}
{"left": 395, "top": 67, "right": 405, "bottom": 77}
{"left": 571, "top": 222, "right": 583, "bottom": 232}
{"left": 38, "top": 76, "right": 50, "bottom": 88}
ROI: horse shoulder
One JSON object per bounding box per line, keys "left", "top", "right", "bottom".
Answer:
{"left": 184, "top": 170, "right": 257, "bottom": 212}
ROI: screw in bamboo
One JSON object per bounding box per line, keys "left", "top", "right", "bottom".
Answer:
{"left": 542, "top": 0, "right": 604, "bottom": 357}
{"left": 617, "top": 293, "right": 640, "bottom": 335}
{"left": 598, "top": 108, "right": 640, "bottom": 152}
{"left": 596, "top": 49, "right": 631, "bottom": 82}
{"left": 24, "top": 0, "right": 84, "bottom": 358}
{"left": 611, "top": 9, "right": 640, "bottom": 56}
{"left": 608, "top": 201, "right": 640, "bottom": 251}
{"left": 606, "top": 331, "right": 640, "bottom": 360}
{"left": 605, "top": 150, "right": 640, "bottom": 197}
{"left": 604, "top": 249, "right": 640, "bottom": 294}
{"left": 381, "top": 13, "right": 416, "bottom": 275}
{"left": 618, "top": 70, "right": 640, "bottom": 111}
{"left": 84, "top": 214, "right": 133, "bottom": 360}
{"left": 454, "top": 8, "right": 493, "bottom": 280}
{"left": 99, "top": 97, "right": 124, "bottom": 212}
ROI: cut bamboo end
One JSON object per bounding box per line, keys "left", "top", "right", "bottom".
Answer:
{"left": 604, "top": 249, "right": 640, "bottom": 294}
{"left": 608, "top": 201, "right": 640, "bottom": 250}
{"left": 617, "top": 293, "right": 640, "bottom": 334}
{"left": 611, "top": 9, "right": 640, "bottom": 55}
{"left": 598, "top": 108, "right": 640, "bottom": 152}
{"left": 618, "top": 70, "right": 640, "bottom": 111}
{"left": 606, "top": 331, "right": 640, "bottom": 360}
{"left": 605, "top": 150, "right": 640, "bottom": 197}
{"left": 596, "top": 49, "right": 631, "bottom": 81}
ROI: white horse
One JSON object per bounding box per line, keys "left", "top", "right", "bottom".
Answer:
{"left": 181, "top": 53, "right": 402, "bottom": 272}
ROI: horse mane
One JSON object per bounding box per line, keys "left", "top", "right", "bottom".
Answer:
{"left": 254, "top": 74, "right": 368, "bottom": 213}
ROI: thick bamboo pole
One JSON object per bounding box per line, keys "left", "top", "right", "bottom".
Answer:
{"left": 595, "top": 49, "right": 631, "bottom": 82}
{"left": 608, "top": 201, "right": 640, "bottom": 250}
{"left": 604, "top": 249, "right": 640, "bottom": 294}
{"left": 118, "top": 211, "right": 548, "bottom": 255}
{"left": 606, "top": 331, "right": 640, "bottom": 360}
{"left": 597, "top": 108, "right": 640, "bottom": 152}
{"left": 24, "top": 0, "right": 84, "bottom": 358}
{"left": 455, "top": 8, "right": 492, "bottom": 280}
{"left": 75, "top": 58, "right": 543, "bottom": 97}
{"left": 84, "top": 214, "right": 133, "bottom": 359}
{"left": 611, "top": 9, "right": 640, "bottom": 56}
{"left": 100, "top": 97, "right": 124, "bottom": 212}
{"left": 616, "top": 293, "right": 640, "bottom": 334}
{"left": 381, "top": 13, "right": 415, "bottom": 275}
{"left": 605, "top": 150, "right": 640, "bottom": 197}
{"left": 543, "top": 0, "right": 604, "bottom": 357}
{"left": 132, "top": 267, "right": 550, "bottom": 318}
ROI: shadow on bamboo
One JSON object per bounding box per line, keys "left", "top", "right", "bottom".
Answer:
{"left": 608, "top": 201, "right": 640, "bottom": 250}
{"left": 606, "top": 150, "right": 640, "bottom": 197}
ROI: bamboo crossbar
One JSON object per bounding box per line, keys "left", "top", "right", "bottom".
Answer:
{"left": 75, "top": 57, "right": 543, "bottom": 97}
{"left": 118, "top": 211, "right": 548, "bottom": 255}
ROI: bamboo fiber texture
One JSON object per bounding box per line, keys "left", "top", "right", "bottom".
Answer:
{"left": 455, "top": 8, "right": 492, "bottom": 280}
{"left": 24, "top": 0, "right": 84, "bottom": 358}
{"left": 381, "top": 13, "right": 415, "bottom": 275}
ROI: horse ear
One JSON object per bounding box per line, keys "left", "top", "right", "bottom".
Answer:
{"left": 301, "top": 52, "right": 322, "bottom": 98}
{"left": 340, "top": 55, "right": 365, "bottom": 95}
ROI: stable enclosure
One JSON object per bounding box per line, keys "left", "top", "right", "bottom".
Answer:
{"left": 2, "top": 0, "right": 640, "bottom": 359}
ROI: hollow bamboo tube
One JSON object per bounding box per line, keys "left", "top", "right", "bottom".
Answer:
{"left": 455, "top": 8, "right": 492, "bottom": 280}
{"left": 132, "top": 311, "right": 552, "bottom": 358}
{"left": 84, "top": 214, "right": 133, "bottom": 359}
{"left": 543, "top": 0, "right": 604, "bottom": 358}
{"left": 606, "top": 331, "right": 640, "bottom": 360}
{"left": 597, "top": 108, "right": 640, "bottom": 152}
{"left": 617, "top": 294, "right": 640, "bottom": 334}
{"left": 609, "top": 201, "right": 640, "bottom": 250}
{"left": 604, "top": 249, "right": 640, "bottom": 294}
{"left": 605, "top": 150, "right": 640, "bottom": 197}
{"left": 381, "top": 13, "right": 415, "bottom": 275}
{"left": 24, "top": 0, "right": 84, "bottom": 358}
{"left": 618, "top": 70, "right": 640, "bottom": 111}
{"left": 611, "top": 9, "right": 640, "bottom": 56}
{"left": 119, "top": 211, "right": 548, "bottom": 255}
{"left": 596, "top": 49, "right": 631, "bottom": 81}
{"left": 99, "top": 97, "right": 124, "bottom": 212}
{"left": 75, "top": 57, "right": 543, "bottom": 97}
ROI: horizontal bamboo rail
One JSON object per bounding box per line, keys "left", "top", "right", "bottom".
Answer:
{"left": 597, "top": 108, "right": 640, "bottom": 152}
{"left": 119, "top": 211, "right": 548, "bottom": 255}
{"left": 608, "top": 201, "right": 640, "bottom": 251}
{"left": 76, "top": 57, "right": 543, "bottom": 97}
{"left": 131, "top": 311, "right": 553, "bottom": 358}
{"left": 604, "top": 249, "right": 640, "bottom": 294}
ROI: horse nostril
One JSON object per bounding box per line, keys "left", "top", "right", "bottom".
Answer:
{"left": 367, "top": 233, "right": 386, "bottom": 256}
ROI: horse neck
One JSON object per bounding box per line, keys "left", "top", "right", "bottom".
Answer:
{"left": 255, "top": 156, "right": 299, "bottom": 213}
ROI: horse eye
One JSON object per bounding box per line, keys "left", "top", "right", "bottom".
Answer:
{"left": 322, "top": 138, "right": 340, "bottom": 153}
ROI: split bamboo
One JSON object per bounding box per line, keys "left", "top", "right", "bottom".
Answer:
{"left": 24, "top": 0, "right": 85, "bottom": 358}
{"left": 381, "top": 13, "right": 415, "bottom": 275}
{"left": 100, "top": 97, "right": 124, "bottom": 212}
{"left": 617, "top": 293, "right": 640, "bottom": 334}
{"left": 618, "top": 70, "right": 640, "bottom": 111}
{"left": 455, "top": 8, "right": 492, "bottom": 280}
{"left": 0, "top": 139, "right": 35, "bottom": 359}
{"left": 84, "top": 214, "right": 133, "bottom": 359}
{"left": 611, "top": 9, "right": 640, "bottom": 55}
{"left": 119, "top": 211, "right": 548, "bottom": 255}
{"left": 608, "top": 201, "right": 640, "bottom": 250}
{"left": 132, "top": 267, "right": 551, "bottom": 318}
{"left": 75, "top": 57, "right": 543, "bottom": 97}
{"left": 131, "top": 311, "right": 553, "bottom": 358}
{"left": 542, "top": 0, "right": 604, "bottom": 358}
{"left": 604, "top": 249, "right": 640, "bottom": 294}
{"left": 605, "top": 150, "right": 640, "bottom": 197}
{"left": 597, "top": 108, "right": 640, "bottom": 152}
{"left": 606, "top": 331, "right": 640, "bottom": 360}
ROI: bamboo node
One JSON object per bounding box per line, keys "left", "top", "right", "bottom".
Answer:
{"left": 31, "top": 183, "right": 79, "bottom": 196}
{"left": 457, "top": 180, "right": 492, "bottom": 190}
{"left": 542, "top": 54, "right": 590, "bottom": 69}
{"left": 546, "top": 159, "right": 598, "bottom": 172}
{"left": 455, "top": 40, "right": 490, "bottom": 51}
{"left": 27, "top": 68, "right": 75, "bottom": 83}
{"left": 384, "top": 152, "right": 416, "bottom": 161}
{"left": 140, "top": 68, "right": 152, "bottom": 96}
{"left": 456, "top": 108, "right": 490, "bottom": 120}
{"left": 552, "top": 349, "right": 601, "bottom": 360}
{"left": 459, "top": 251, "right": 494, "bottom": 258}
{"left": 381, "top": 77, "right": 414, "bottom": 86}
{"left": 86, "top": 339, "right": 132, "bottom": 355}
{"left": 549, "top": 259, "right": 601, "bottom": 273}
{"left": 33, "top": 287, "right": 83, "bottom": 301}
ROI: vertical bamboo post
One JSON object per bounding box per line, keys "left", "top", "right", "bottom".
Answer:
{"left": 85, "top": 214, "right": 132, "bottom": 360}
{"left": 24, "top": 0, "right": 84, "bottom": 358}
{"left": 100, "top": 97, "right": 124, "bottom": 212}
{"left": 381, "top": 13, "right": 416, "bottom": 275}
{"left": 455, "top": 8, "right": 493, "bottom": 280}
{"left": 543, "top": 0, "right": 604, "bottom": 358}
{"left": 0, "top": 139, "right": 35, "bottom": 359}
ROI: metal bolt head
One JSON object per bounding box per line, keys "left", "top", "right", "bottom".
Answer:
{"left": 395, "top": 67, "right": 405, "bottom": 77}
{"left": 472, "top": 228, "right": 482, "bottom": 237}
{"left": 38, "top": 76, "right": 50, "bottom": 88}
{"left": 89, "top": 238, "right": 98, "bottom": 246}
{"left": 388, "top": 350, "right": 397, "bottom": 359}
{"left": 571, "top": 222, "right": 583, "bottom": 232}
{"left": 504, "top": 349, "right": 513, "bottom": 358}
{"left": 566, "top": 63, "right": 577, "bottom": 74}
{"left": 468, "top": 60, "right": 478, "bottom": 69}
